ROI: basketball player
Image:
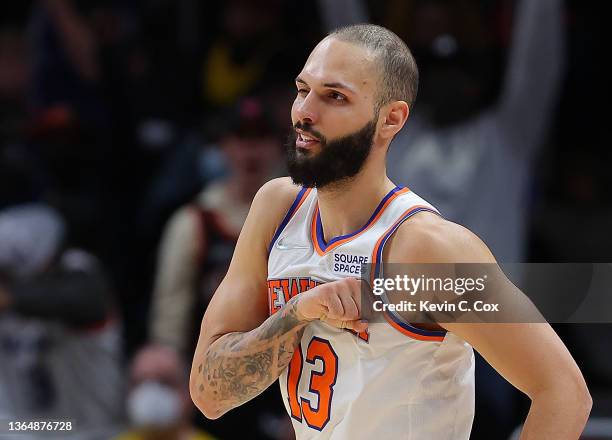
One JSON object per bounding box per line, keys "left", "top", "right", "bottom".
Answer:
{"left": 190, "top": 25, "right": 591, "bottom": 439}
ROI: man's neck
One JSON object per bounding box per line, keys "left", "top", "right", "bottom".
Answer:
{"left": 316, "top": 165, "right": 395, "bottom": 242}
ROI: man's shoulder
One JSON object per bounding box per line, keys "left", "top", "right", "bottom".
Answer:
{"left": 252, "top": 177, "right": 304, "bottom": 218}
{"left": 385, "top": 212, "right": 495, "bottom": 264}
{"left": 248, "top": 177, "right": 305, "bottom": 243}
{"left": 256, "top": 177, "right": 303, "bottom": 206}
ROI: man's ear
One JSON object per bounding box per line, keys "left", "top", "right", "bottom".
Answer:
{"left": 379, "top": 101, "right": 409, "bottom": 140}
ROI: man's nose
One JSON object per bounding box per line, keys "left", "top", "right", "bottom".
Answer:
{"left": 294, "top": 93, "right": 319, "bottom": 125}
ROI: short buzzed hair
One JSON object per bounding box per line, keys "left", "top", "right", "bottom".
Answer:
{"left": 328, "top": 24, "right": 419, "bottom": 108}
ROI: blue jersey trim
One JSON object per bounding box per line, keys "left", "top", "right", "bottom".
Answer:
{"left": 373, "top": 206, "right": 447, "bottom": 338}
{"left": 315, "top": 186, "right": 403, "bottom": 251}
{"left": 268, "top": 187, "right": 309, "bottom": 254}
{"left": 386, "top": 307, "right": 447, "bottom": 337}
{"left": 372, "top": 207, "right": 436, "bottom": 279}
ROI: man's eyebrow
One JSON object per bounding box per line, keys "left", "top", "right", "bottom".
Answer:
{"left": 322, "top": 82, "right": 354, "bottom": 93}
{"left": 295, "top": 77, "right": 355, "bottom": 93}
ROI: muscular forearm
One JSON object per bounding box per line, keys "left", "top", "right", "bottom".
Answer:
{"left": 520, "top": 387, "right": 591, "bottom": 439}
{"left": 191, "top": 297, "right": 308, "bottom": 419}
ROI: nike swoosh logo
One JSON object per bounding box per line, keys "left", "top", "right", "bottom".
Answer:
{"left": 275, "top": 236, "right": 310, "bottom": 250}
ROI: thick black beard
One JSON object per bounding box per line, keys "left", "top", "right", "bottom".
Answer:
{"left": 286, "top": 117, "right": 377, "bottom": 189}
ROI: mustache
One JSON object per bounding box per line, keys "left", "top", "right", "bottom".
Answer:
{"left": 293, "top": 122, "right": 326, "bottom": 145}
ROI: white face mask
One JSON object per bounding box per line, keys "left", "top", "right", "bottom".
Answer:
{"left": 127, "top": 381, "right": 182, "bottom": 428}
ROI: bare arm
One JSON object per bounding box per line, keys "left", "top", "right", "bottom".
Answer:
{"left": 41, "top": 0, "right": 99, "bottom": 81}
{"left": 189, "top": 178, "right": 300, "bottom": 418}
{"left": 497, "top": 0, "right": 565, "bottom": 156}
{"left": 193, "top": 295, "right": 308, "bottom": 418}
{"left": 447, "top": 322, "right": 591, "bottom": 440}
{"left": 387, "top": 215, "right": 591, "bottom": 439}
{"left": 190, "top": 178, "right": 367, "bottom": 419}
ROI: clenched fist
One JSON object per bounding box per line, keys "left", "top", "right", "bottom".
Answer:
{"left": 292, "top": 278, "right": 368, "bottom": 333}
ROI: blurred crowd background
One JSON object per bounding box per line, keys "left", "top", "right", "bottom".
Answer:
{"left": 0, "top": 0, "right": 610, "bottom": 439}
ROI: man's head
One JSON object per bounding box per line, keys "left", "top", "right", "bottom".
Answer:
{"left": 330, "top": 24, "right": 419, "bottom": 111}
{"left": 288, "top": 24, "right": 418, "bottom": 188}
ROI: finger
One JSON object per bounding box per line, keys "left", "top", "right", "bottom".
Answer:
{"left": 338, "top": 292, "right": 359, "bottom": 320}
{"left": 342, "top": 319, "right": 369, "bottom": 333}
{"left": 348, "top": 319, "right": 369, "bottom": 333}
{"left": 323, "top": 292, "right": 344, "bottom": 319}
{"left": 321, "top": 317, "right": 347, "bottom": 329}
{"left": 346, "top": 278, "right": 363, "bottom": 314}
{"left": 321, "top": 317, "right": 368, "bottom": 333}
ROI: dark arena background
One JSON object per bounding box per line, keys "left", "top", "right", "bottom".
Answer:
{"left": 0, "top": 1, "right": 610, "bottom": 439}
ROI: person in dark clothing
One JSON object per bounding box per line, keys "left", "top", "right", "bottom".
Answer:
{"left": 0, "top": 203, "right": 123, "bottom": 440}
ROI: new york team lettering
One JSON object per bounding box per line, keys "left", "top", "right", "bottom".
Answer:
{"left": 268, "top": 277, "right": 321, "bottom": 314}
{"left": 267, "top": 277, "right": 369, "bottom": 342}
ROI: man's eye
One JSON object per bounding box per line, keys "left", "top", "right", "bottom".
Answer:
{"left": 329, "top": 92, "right": 346, "bottom": 101}
{"left": 297, "top": 89, "right": 309, "bottom": 95}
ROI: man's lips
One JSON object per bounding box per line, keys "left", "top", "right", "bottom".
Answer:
{"left": 295, "top": 129, "right": 320, "bottom": 150}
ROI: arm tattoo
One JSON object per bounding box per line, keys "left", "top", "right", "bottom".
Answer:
{"left": 194, "top": 296, "right": 308, "bottom": 415}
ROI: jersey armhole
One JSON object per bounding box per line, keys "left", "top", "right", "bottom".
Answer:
{"left": 370, "top": 206, "right": 448, "bottom": 342}
{"left": 267, "top": 187, "right": 312, "bottom": 254}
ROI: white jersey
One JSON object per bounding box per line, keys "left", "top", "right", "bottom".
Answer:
{"left": 267, "top": 186, "right": 475, "bottom": 439}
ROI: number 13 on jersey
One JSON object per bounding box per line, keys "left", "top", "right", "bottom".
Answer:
{"left": 287, "top": 337, "right": 338, "bottom": 431}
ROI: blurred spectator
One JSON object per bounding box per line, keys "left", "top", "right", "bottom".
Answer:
{"left": 149, "top": 97, "right": 283, "bottom": 356}
{"left": 148, "top": 97, "right": 288, "bottom": 439}
{"left": 383, "top": 0, "right": 565, "bottom": 438}
{"left": 0, "top": 203, "right": 123, "bottom": 439}
{"left": 29, "top": 0, "right": 104, "bottom": 125}
{"left": 114, "top": 344, "right": 215, "bottom": 440}
{"left": 200, "top": 0, "right": 300, "bottom": 112}
{"left": 0, "top": 27, "right": 30, "bottom": 137}
{"left": 317, "top": 0, "right": 368, "bottom": 31}
{"left": 25, "top": 0, "right": 121, "bottom": 264}
{"left": 387, "top": 0, "right": 565, "bottom": 263}
{"left": 0, "top": 26, "right": 44, "bottom": 209}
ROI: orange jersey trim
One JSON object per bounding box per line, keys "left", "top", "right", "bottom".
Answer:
{"left": 311, "top": 187, "right": 410, "bottom": 256}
